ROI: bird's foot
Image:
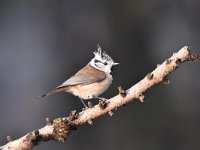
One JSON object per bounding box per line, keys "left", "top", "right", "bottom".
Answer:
{"left": 79, "top": 98, "right": 88, "bottom": 109}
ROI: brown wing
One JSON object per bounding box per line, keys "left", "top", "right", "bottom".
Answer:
{"left": 40, "top": 64, "right": 106, "bottom": 97}
{"left": 58, "top": 64, "right": 106, "bottom": 87}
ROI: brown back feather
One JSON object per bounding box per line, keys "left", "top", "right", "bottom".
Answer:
{"left": 41, "top": 64, "right": 106, "bottom": 97}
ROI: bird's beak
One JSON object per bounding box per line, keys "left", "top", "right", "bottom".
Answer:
{"left": 113, "top": 62, "right": 119, "bottom": 65}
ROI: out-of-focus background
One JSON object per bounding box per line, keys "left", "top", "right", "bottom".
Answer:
{"left": 0, "top": 0, "right": 200, "bottom": 150}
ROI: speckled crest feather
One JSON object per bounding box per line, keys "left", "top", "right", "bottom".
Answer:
{"left": 93, "top": 44, "right": 114, "bottom": 62}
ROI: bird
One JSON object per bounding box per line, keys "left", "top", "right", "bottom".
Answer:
{"left": 41, "top": 45, "right": 119, "bottom": 107}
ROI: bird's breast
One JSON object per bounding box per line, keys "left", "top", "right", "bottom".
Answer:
{"left": 66, "top": 74, "right": 113, "bottom": 100}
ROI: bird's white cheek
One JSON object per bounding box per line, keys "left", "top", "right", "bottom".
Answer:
{"left": 104, "top": 66, "right": 112, "bottom": 73}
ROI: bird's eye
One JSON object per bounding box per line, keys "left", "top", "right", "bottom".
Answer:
{"left": 94, "top": 59, "right": 101, "bottom": 63}
{"left": 94, "top": 59, "right": 107, "bottom": 65}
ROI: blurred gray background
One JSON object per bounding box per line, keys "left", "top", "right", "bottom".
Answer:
{"left": 0, "top": 0, "right": 200, "bottom": 150}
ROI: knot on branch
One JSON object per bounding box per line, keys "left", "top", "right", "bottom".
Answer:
{"left": 189, "top": 53, "right": 199, "bottom": 61}
{"left": 118, "top": 86, "right": 127, "bottom": 97}
{"left": 98, "top": 99, "right": 107, "bottom": 109}
{"left": 26, "top": 130, "right": 42, "bottom": 146}
{"left": 67, "top": 110, "right": 78, "bottom": 121}
{"left": 46, "top": 117, "right": 53, "bottom": 125}
{"left": 31, "top": 130, "right": 42, "bottom": 145}
{"left": 162, "top": 78, "right": 170, "bottom": 85}
{"left": 146, "top": 73, "right": 154, "bottom": 80}
{"left": 6, "top": 136, "right": 13, "bottom": 143}
{"left": 138, "top": 93, "right": 145, "bottom": 102}
{"left": 165, "top": 59, "right": 171, "bottom": 64}
{"left": 175, "top": 59, "right": 182, "bottom": 66}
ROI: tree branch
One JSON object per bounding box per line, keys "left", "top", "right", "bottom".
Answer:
{"left": 0, "top": 46, "right": 198, "bottom": 150}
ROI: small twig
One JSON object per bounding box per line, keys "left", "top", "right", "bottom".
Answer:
{"left": 0, "top": 46, "right": 198, "bottom": 150}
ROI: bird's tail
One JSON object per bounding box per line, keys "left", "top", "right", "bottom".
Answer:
{"left": 39, "top": 86, "right": 67, "bottom": 98}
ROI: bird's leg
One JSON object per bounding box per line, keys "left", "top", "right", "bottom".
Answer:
{"left": 95, "top": 96, "right": 108, "bottom": 109}
{"left": 79, "top": 98, "right": 88, "bottom": 108}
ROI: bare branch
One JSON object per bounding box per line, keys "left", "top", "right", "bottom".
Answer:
{"left": 0, "top": 46, "right": 198, "bottom": 150}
